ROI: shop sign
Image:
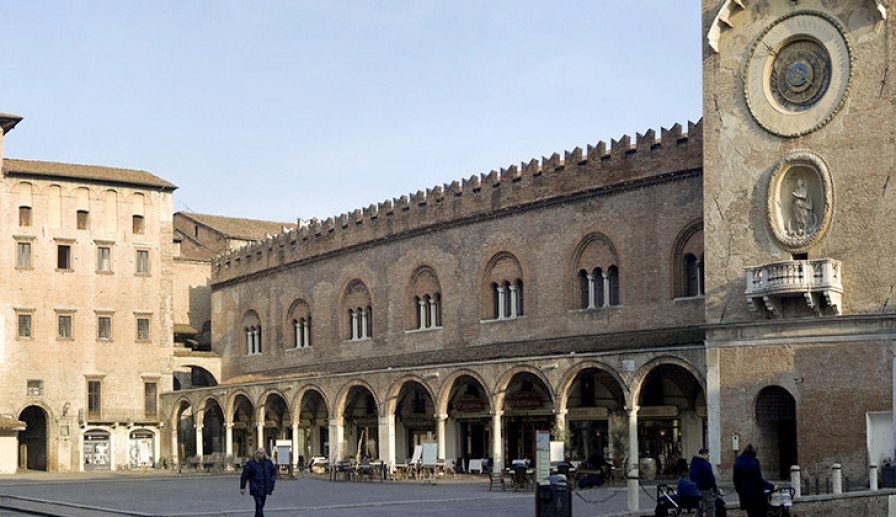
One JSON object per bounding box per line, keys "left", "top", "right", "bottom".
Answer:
{"left": 638, "top": 406, "right": 679, "bottom": 418}
{"left": 454, "top": 395, "right": 486, "bottom": 412}
{"left": 567, "top": 407, "right": 609, "bottom": 419}
{"left": 506, "top": 391, "right": 544, "bottom": 410}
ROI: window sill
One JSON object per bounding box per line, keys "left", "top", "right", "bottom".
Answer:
{"left": 15, "top": 266, "right": 34, "bottom": 271}
{"left": 673, "top": 295, "right": 704, "bottom": 302}
{"left": 479, "top": 315, "right": 526, "bottom": 324}
{"left": 405, "top": 326, "right": 443, "bottom": 334}
{"left": 569, "top": 305, "right": 623, "bottom": 313}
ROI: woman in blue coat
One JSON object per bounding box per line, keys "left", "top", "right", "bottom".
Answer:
{"left": 733, "top": 445, "right": 775, "bottom": 517}
{"left": 240, "top": 447, "right": 277, "bottom": 517}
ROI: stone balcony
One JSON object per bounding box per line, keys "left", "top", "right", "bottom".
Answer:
{"left": 745, "top": 259, "right": 842, "bottom": 317}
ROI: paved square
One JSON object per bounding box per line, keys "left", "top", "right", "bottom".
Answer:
{"left": 0, "top": 471, "right": 666, "bottom": 516}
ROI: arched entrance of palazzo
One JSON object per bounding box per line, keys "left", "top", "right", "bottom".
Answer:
{"left": 755, "top": 386, "right": 797, "bottom": 480}
{"left": 393, "top": 380, "right": 436, "bottom": 462}
{"left": 260, "top": 393, "right": 291, "bottom": 456}
{"left": 231, "top": 394, "right": 256, "bottom": 459}
{"left": 341, "top": 385, "right": 379, "bottom": 460}
{"left": 636, "top": 362, "right": 705, "bottom": 479}
{"left": 174, "top": 401, "right": 196, "bottom": 462}
{"left": 297, "top": 388, "right": 329, "bottom": 464}
{"left": 443, "top": 373, "right": 492, "bottom": 468}
{"left": 501, "top": 370, "right": 554, "bottom": 465}
{"left": 562, "top": 366, "right": 626, "bottom": 464}
{"left": 17, "top": 406, "right": 47, "bottom": 471}
{"left": 200, "top": 398, "right": 225, "bottom": 456}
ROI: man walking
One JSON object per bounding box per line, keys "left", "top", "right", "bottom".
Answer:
{"left": 240, "top": 447, "right": 277, "bottom": 517}
{"left": 689, "top": 448, "right": 718, "bottom": 517}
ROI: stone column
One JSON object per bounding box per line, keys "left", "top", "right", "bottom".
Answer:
{"left": 329, "top": 418, "right": 344, "bottom": 464}
{"left": 602, "top": 271, "right": 611, "bottom": 307}
{"left": 496, "top": 287, "right": 506, "bottom": 320}
{"left": 292, "top": 422, "right": 300, "bottom": 468}
{"left": 436, "top": 414, "right": 448, "bottom": 460}
{"left": 554, "top": 409, "right": 568, "bottom": 450}
{"left": 491, "top": 411, "right": 504, "bottom": 472}
{"left": 627, "top": 405, "right": 640, "bottom": 512}
{"left": 587, "top": 273, "right": 596, "bottom": 309}
{"left": 224, "top": 423, "right": 233, "bottom": 469}
{"left": 378, "top": 414, "right": 396, "bottom": 470}
{"left": 195, "top": 423, "right": 204, "bottom": 461}
{"left": 428, "top": 298, "right": 438, "bottom": 328}
{"left": 706, "top": 347, "right": 721, "bottom": 472}
{"left": 508, "top": 285, "right": 518, "bottom": 318}
{"left": 171, "top": 427, "right": 179, "bottom": 467}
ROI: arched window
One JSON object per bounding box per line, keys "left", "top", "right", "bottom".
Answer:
{"left": 241, "top": 310, "right": 262, "bottom": 355}
{"left": 409, "top": 267, "right": 442, "bottom": 330}
{"left": 673, "top": 222, "right": 704, "bottom": 298}
{"left": 244, "top": 325, "right": 261, "bottom": 355}
{"left": 287, "top": 299, "right": 311, "bottom": 348}
{"left": 483, "top": 253, "right": 524, "bottom": 320}
{"left": 573, "top": 234, "right": 620, "bottom": 309}
{"left": 344, "top": 281, "right": 373, "bottom": 341}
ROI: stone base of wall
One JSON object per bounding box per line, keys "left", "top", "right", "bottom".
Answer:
{"left": 621, "top": 489, "right": 896, "bottom": 517}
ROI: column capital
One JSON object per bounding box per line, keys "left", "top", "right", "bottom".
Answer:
{"left": 435, "top": 414, "right": 448, "bottom": 422}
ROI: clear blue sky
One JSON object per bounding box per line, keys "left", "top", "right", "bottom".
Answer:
{"left": 2, "top": 1, "right": 702, "bottom": 223}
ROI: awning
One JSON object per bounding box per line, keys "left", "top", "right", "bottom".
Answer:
{"left": 173, "top": 323, "right": 199, "bottom": 335}
{"left": 0, "top": 417, "right": 26, "bottom": 432}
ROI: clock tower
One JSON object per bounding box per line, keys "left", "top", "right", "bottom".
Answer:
{"left": 702, "top": 0, "right": 896, "bottom": 479}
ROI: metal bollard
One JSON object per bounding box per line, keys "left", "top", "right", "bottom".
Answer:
{"left": 870, "top": 464, "right": 878, "bottom": 491}
{"left": 832, "top": 464, "right": 842, "bottom": 494}
{"left": 790, "top": 465, "right": 801, "bottom": 498}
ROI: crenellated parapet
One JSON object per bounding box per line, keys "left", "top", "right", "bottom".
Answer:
{"left": 212, "top": 119, "right": 703, "bottom": 284}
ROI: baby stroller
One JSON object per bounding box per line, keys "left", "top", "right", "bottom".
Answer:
{"left": 655, "top": 484, "right": 701, "bottom": 516}
{"left": 767, "top": 486, "right": 795, "bottom": 517}
{"left": 655, "top": 484, "right": 728, "bottom": 517}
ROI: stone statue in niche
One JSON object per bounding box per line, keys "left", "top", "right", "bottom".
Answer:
{"left": 766, "top": 149, "right": 832, "bottom": 253}
{"left": 789, "top": 178, "right": 817, "bottom": 237}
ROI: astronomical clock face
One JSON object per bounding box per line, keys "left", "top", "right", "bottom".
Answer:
{"left": 744, "top": 12, "right": 852, "bottom": 137}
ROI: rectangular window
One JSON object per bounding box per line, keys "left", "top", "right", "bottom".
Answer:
{"left": 77, "top": 210, "right": 89, "bottom": 230}
{"left": 132, "top": 215, "right": 145, "bottom": 234}
{"left": 17, "top": 314, "right": 32, "bottom": 338}
{"left": 97, "top": 316, "right": 111, "bottom": 340}
{"left": 16, "top": 242, "right": 31, "bottom": 268}
{"left": 136, "top": 250, "right": 149, "bottom": 274}
{"left": 27, "top": 380, "right": 43, "bottom": 396}
{"left": 58, "top": 314, "right": 73, "bottom": 339}
{"left": 87, "top": 380, "right": 101, "bottom": 419}
{"left": 144, "top": 382, "right": 158, "bottom": 417}
{"left": 97, "top": 246, "right": 111, "bottom": 272}
{"left": 57, "top": 244, "right": 72, "bottom": 270}
{"left": 136, "top": 317, "right": 150, "bottom": 341}
{"left": 19, "top": 206, "right": 31, "bottom": 227}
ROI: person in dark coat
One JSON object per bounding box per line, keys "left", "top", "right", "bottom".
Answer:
{"left": 688, "top": 448, "right": 718, "bottom": 517}
{"left": 240, "top": 447, "right": 277, "bottom": 517}
{"left": 733, "top": 444, "right": 775, "bottom": 517}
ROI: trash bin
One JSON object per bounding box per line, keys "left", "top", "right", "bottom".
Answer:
{"left": 536, "top": 477, "right": 572, "bottom": 517}
{"left": 882, "top": 466, "right": 896, "bottom": 487}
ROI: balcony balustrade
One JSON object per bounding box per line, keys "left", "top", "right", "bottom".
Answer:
{"left": 745, "top": 258, "right": 842, "bottom": 316}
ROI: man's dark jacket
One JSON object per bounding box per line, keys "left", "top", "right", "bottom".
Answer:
{"left": 688, "top": 455, "right": 718, "bottom": 492}
{"left": 240, "top": 458, "right": 276, "bottom": 496}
